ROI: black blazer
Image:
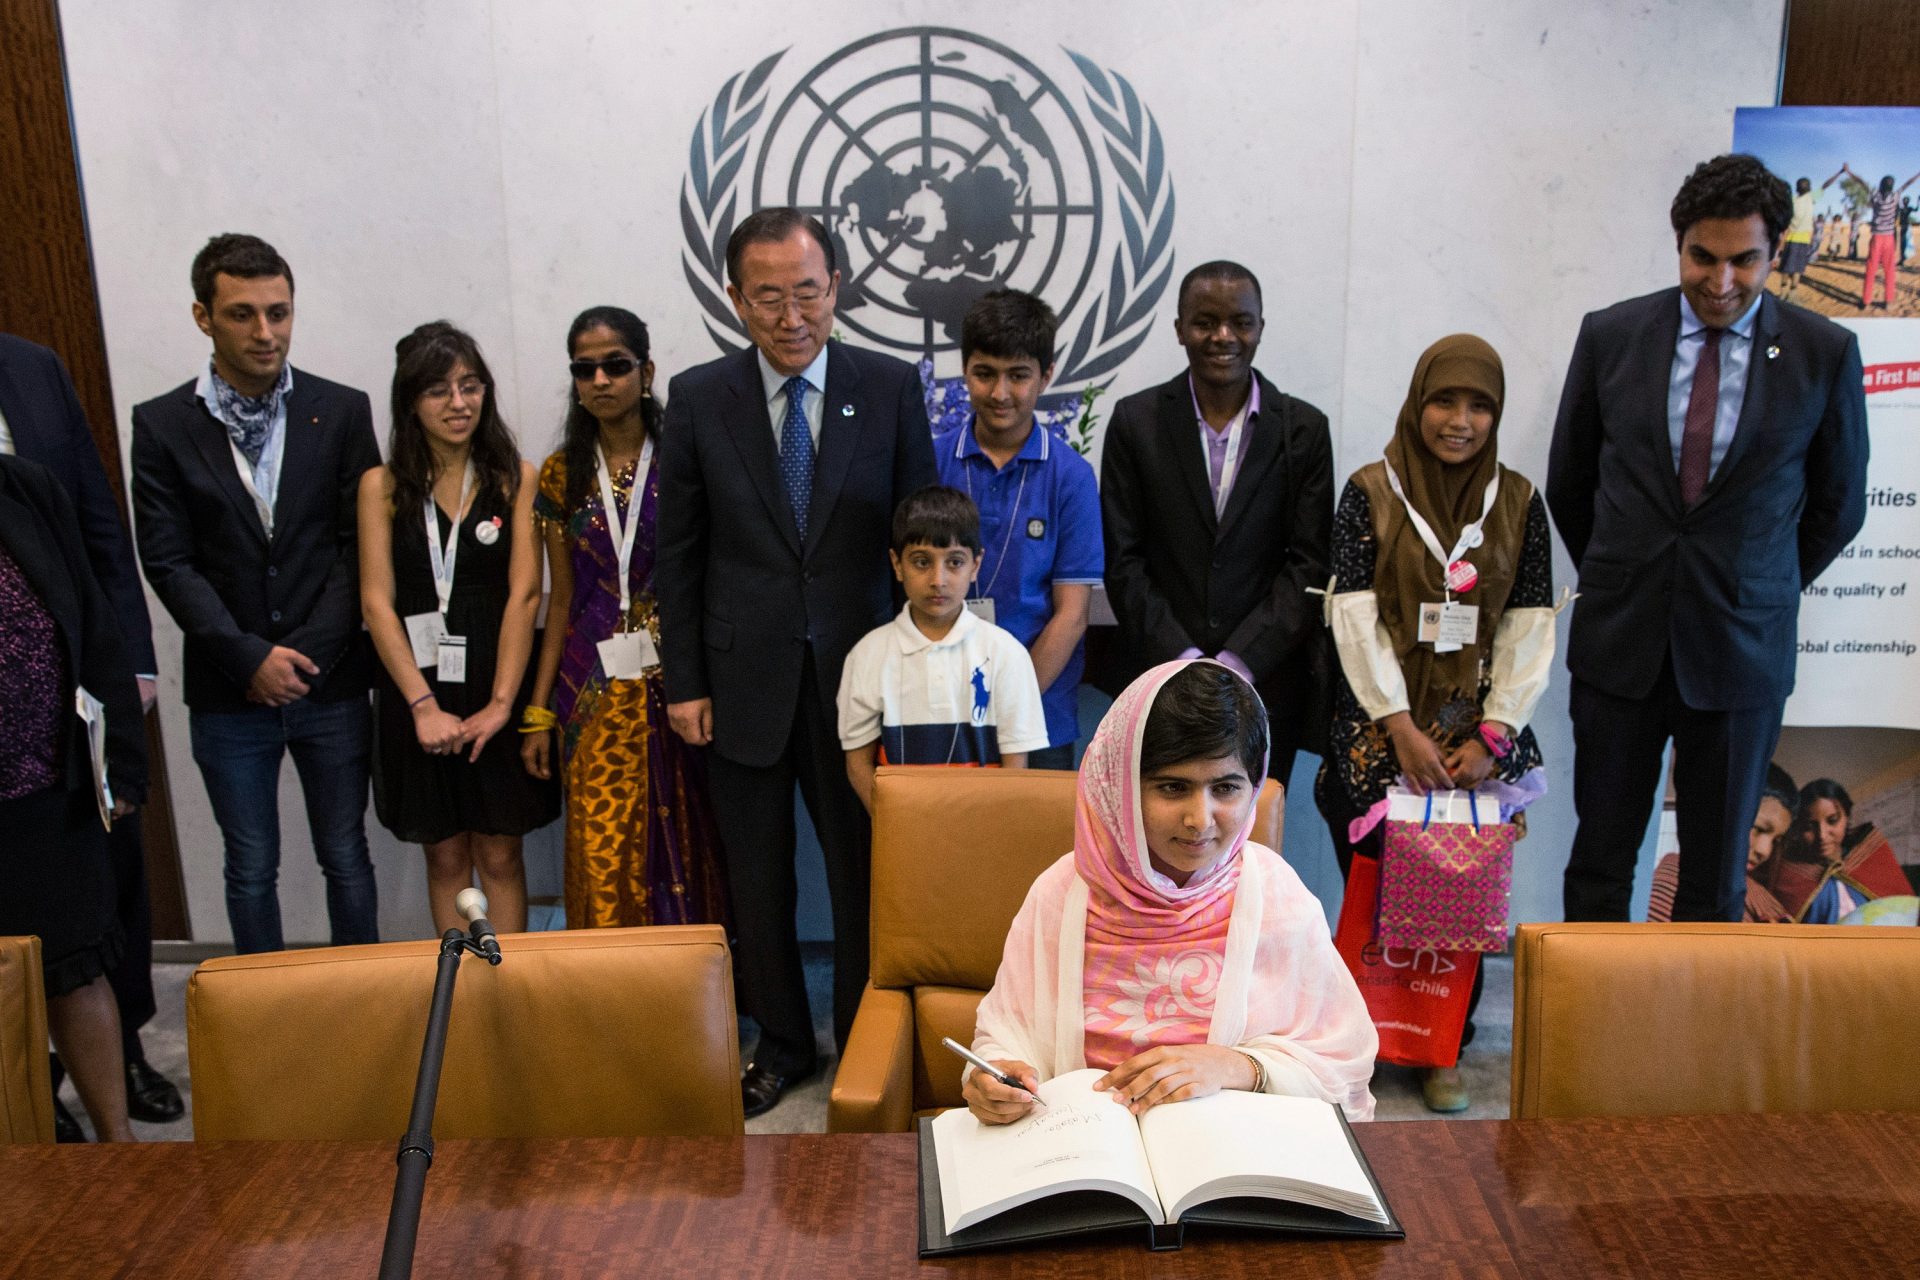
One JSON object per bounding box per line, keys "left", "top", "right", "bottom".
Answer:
{"left": 0, "top": 455, "right": 146, "bottom": 804}
{"left": 656, "top": 341, "right": 936, "bottom": 768}
{"left": 131, "top": 368, "right": 380, "bottom": 711}
{"left": 1546, "top": 287, "right": 1869, "bottom": 710}
{"left": 1100, "top": 369, "right": 1333, "bottom": 728}
{"left": 0, "top": 333, "right": 156, "bottom": 674}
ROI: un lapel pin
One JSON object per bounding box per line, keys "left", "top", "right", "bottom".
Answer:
{"left": 1767, "top": 345, "right": 1780, "bottom": 360}
{"left": 840, "top": 403, "right": 855, "bottom": 416}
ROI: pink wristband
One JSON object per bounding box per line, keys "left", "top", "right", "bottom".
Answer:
{"left": 1478, "top": 722, "right": 1513, "bottom": 758}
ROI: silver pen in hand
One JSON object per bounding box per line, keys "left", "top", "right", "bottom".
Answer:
{"left": 941, "top": 1036, "right": 1046, "bottom": 1107}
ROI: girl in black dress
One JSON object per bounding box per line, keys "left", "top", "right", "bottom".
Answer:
{"left": 358, "top": 323, "right": 556, "bottom": 935}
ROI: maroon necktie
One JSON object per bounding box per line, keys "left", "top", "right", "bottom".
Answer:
{"left": 1678, "top": 329, "right": 1722, "bottom": 506}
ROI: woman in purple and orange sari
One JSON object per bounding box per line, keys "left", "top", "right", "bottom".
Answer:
{"left": 520, "top": 307, "right": 728, "bottom": 928}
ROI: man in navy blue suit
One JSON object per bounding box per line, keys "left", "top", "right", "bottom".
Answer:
{"left": 0, "top": 332, "right": 183, "bottom": 1133}
{"left": 1548, "top": 155, "right": 1869, "bottom": 923}
{"left": 657, "top": 208, "right": 935, "bottom": 1117}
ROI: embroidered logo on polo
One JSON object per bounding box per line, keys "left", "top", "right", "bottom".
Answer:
{"left": 680, "top": 28, "right": 1176, "bottom": 436}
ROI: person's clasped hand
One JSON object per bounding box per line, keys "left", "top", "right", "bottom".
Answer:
{"left": 962, "top": 1059, "right": 1042, "bottom": 1126}
{"left": 1094, "top": 1044, "right": 1258, "bottom": 1117}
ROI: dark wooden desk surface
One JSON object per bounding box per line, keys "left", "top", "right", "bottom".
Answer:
{"left": 3, "top": 1112, "right": 1916, "bottom": 1277}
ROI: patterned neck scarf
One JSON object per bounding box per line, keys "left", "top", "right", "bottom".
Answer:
{"left": 206, "top": 360, "right": 291, "bottom": 466}
{"left": 1076, "top": 659, "right": 1267, "bottom": 1066}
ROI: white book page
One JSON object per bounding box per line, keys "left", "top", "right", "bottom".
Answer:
{"left": 74, "top": 686, "right": 112, "bottom": 831}
{"left": 1138, "top": 1089, "right": 1387, "bottom": 1224}
{"left": 930, "top": 1068, "right": 1164, "bottom": 1234}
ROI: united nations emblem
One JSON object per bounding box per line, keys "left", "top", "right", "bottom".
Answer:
{"left": 680, "top": 28, "right": 1176, "bottom": 428}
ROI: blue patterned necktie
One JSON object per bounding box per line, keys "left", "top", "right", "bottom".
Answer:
{"left": 780, "top": 374, "right": 815, "bottom": 538}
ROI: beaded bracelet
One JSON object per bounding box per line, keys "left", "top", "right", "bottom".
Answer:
{"left": 1478, "top": 722, "right": 1514, "bottom": 759}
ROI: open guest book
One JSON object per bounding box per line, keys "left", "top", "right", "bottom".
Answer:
{"left": 918, "top": 1068, "right": 1401, "bottom": 1256}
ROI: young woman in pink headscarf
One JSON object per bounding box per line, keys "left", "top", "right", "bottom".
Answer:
{"left": 964, "top": 660, "right": 1377, "bottom": 1124}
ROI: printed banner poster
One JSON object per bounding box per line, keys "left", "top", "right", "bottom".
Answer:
{"left": 1732, "top": 107, "right": 1920, "bottom": 729}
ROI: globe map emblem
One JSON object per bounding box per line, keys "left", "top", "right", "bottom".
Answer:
{"left": 752, "top": 30, "right": 1101, "bottom": 357}
{"left": 683, "top": 28, "right": 1175, "bottom": 415}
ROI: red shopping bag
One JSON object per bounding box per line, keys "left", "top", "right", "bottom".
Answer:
{"left": 1334, "top": 852, "right": 1478, "bottom": 1069}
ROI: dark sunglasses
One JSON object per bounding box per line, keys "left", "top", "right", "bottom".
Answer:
{"left": 569, "top": 356, "right": 644, "bottom": 380}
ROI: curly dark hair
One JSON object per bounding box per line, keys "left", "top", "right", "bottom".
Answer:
{"left": 1669, "top": 154, "right": 1792, "bottom": 250}
{"left": 191, "top": 233, "right": 293, "bottom": 306}
{"left": 1140, "top": 662, "right": 1268, "bottom": 782}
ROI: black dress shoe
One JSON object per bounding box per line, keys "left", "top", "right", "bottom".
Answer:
{"left": 53, "top": 1096, "right": 85, "bottom": 1143}
{"left": 125, "top": 1057, "right": 185, "bottom": 1124}
{"left": 741, "top": 1061, "right": 814, "bottom": 1120}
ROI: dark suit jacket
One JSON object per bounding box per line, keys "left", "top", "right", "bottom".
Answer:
{"left": 656, "top": 341, "right": 936, "bottom": 768}
{"left": 131, "top": 367, "right": 380, "bottom": 711}
{"left": 1100, "top": 369, "right": 1333, "bottom": 731}
{"left": 1546, "top": 287, "right": 1869, "bottom": 710}
{"left": 0, "top": 333, "right": 156, "bottom": 673}
{"left": 0, "top": 455, "right": 147, "bottom": 804}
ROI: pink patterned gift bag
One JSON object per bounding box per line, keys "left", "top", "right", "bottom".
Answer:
{"left": 1377, "top": 788, "right": 1515, "bottom": 952}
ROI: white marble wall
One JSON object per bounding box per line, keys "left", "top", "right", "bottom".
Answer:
{"left": 59, "top": 0, "right": 1783, "bottom": 942}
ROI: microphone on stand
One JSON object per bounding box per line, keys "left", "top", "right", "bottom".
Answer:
{"left": 454, "top": 888, "right": 502, "bottom": 964}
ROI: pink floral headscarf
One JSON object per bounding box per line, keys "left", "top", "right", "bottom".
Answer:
{"left": 1076, "top": 659, "right": 1267, "bottom": 1069}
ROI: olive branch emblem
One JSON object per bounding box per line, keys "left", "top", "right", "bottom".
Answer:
{"left": 679, "top": 49, "right": 786, "bottom": 352}
{"left": 1049, "top": 50, "right": 1176, "bottom": 391}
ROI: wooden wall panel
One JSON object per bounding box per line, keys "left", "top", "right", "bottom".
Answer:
{"left": 1781, "top": 0, "right": 1920, "bottom": 107}
{"left": 0, "top": 0, "right": 189, "bottom": 938}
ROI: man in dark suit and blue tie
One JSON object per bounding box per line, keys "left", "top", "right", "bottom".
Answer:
{"left": 1548, "top": 155, "right": 1869, "bottom": 923}
{"left": 657, "top": 208, "right": 936, "bottom": 1117}
{"left": 132, "top": 234, "right": 381, "bottom": 954}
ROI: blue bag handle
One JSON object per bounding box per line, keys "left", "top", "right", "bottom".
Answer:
{"left": 1420, "top": 789, "right": 1485, "bottom": 832}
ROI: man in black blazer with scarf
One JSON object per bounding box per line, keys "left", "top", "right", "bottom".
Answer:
{"left": 1101, "top": 260, "right": 1334, "bottom": 785}
{"left": 131, "top": 234, "right": 381, "bottom": 954}
{"left": 657, "top": 208, "right": 935, "bottom": 1117}
{"left": 1548, "top": 155, "right": 1869, "bottom": 923}
{"left": 0, "top": 331, "right": 183, "bottom": 1128}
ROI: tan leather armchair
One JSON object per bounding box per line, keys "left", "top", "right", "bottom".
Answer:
{"left": 1511, "top": 921, "right": 1920, "bottom": 1119}
{"left": 0, "top": 937, "right": 54, "bottom": 1144}
{"left": 829, "top": 766, "right": 1283, "bottom": 1132}
{"left": 189, "top": 924, "right": 742, "bottom": 1139}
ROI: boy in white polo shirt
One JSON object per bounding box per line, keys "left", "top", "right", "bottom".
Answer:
{"left": 839, "top": 486, "right": 1049, "bottom": 811}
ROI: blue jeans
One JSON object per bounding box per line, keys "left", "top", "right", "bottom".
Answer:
{"left": 189, "top": 697, "right": 379, "bottom": 953}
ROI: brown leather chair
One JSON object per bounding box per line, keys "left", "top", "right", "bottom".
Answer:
{"left": 1511, "top": 921, "right": 1920, "bottom": 1119}
{"left": 0, "top": 936, "right": 54, "bottom": 1144}
{"left": 189, "top": 924, "right": 742, "bottom": 1139}
{"left": 828, "top": 766, "right": 1284, "bottom": 1132}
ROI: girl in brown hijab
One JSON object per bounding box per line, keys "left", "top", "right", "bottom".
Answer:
{"left": 1312, "top": 333, "right": 1556, "bottom": 1112}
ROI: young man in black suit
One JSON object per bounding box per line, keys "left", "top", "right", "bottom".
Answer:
{"left": 1100, "top": 261, "right": 1334, "bottom": 786}
{"left": 1548, "top": 155, "right": 1869, "bottom": 923}
{"left": 0, "top": 332, "right": 181, "bottom": 1130}
{"left": 132, "top": 234, "right": 381, "bottom": 953}
{"left": 656, "top": 208, "right": 936, "bottom": 1117}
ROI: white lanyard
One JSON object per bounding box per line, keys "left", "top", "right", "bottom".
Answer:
{"left": 962, "top": 456, "right": 1029, "bottom": 600}
{"left": 423, "top": 460, "right": 475, "bottom": 617}
{"left": 1380, "top": 457, "right": 1500, "bottom": 599}
{"left": 596, "top": 439, "right": 654, "bottom": 624}
{"left": 228, "top": 439, "right": 275, "bottom": 537}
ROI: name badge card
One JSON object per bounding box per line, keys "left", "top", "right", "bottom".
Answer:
{"left": 965, "top": 597, "right": 997, "bottom": 624}
{"left": 597, "top": 629, "right": 660, "bottom": 681}
{"left": 435, "top": 635, "right": 468, "bottom": 683}
{"left": 405, "top": 612, "right": 448, "bottom": 668}
{"left": 1417, "top": 601, "right": 1479, "bottom": 653}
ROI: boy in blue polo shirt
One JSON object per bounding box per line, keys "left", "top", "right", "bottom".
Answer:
{"left": 838, "top": 486, "right": 1049, "bottom": 812}
{"left": 934, "top": 289, "right": 1103, "bottom": 769}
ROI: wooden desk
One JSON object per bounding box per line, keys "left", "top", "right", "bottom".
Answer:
{"left": 3, "top": 1112, "right": 1916, "bottom": 1277}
